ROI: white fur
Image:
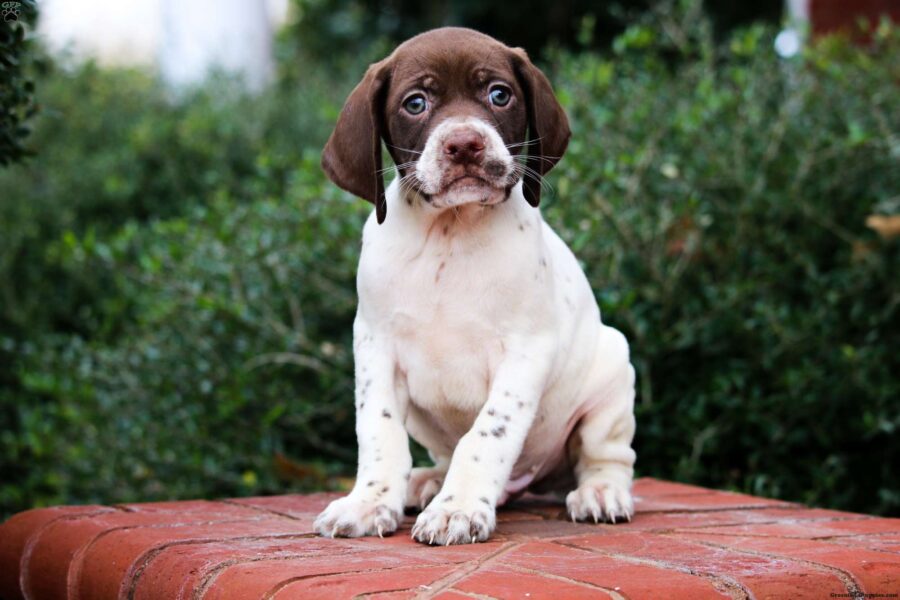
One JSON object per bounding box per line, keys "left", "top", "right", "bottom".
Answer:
{"left": 314, "top": 118, "right": 637, "bottom": 545}
{"left": 413, "top": 117, "right": 514, "bottom": 208}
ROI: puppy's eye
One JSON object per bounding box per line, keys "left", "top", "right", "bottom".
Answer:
{"left": 488, "top": 85, "right": 512, "bottom": 107}
{"left": 403, "top": 94, "right": 428, "bottom": 115}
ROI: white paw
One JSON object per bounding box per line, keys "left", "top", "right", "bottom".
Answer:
{"left": 566, "top": 480, "right": 634, "bottom": 524}
{"left": 411, "top": 494, "right": 496, "bottom": 545}
{"left": 314, "top": 494, "right": 401, "bottom": 538}
{"left": 405, "top": 467, "right": 446, "bottom": 509}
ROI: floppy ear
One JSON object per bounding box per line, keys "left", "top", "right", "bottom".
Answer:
{"left": 322, "top": 61, "right": 391, "bottom": 223}
{"left": 511, "top": 49, "right": 571, "bottom": 207}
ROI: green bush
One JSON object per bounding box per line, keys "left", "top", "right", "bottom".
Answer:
{"left": 0, "top": 0, "right": 38, "bottom": 165}
{"left": 0, "top": 56, "right": 364, "bottom": 511}
{"left": 546, "top": 13, "right": 899, "bottom": 513}
{"left": 2, "top": 8, "right": 897, "bottom": 517}
{"left": 9, "top": 171, "right": 365, "bottom": 507}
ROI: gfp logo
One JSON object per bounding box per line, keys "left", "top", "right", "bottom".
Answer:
{"left": 2, "top": 2, "right": 21, "bottom": 22}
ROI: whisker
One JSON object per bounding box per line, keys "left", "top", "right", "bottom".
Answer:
{"left": 505, "top": 137, "right": 543, "bottom": 149}
{"left": 514, "top": 154, "right": 562, "bottom": 165}
{"left": 378, "top": 161, "right": 418, "bottom": 175}
{"left": 511, "top": 163, "right": 554, "bottom": 194}
{"left": 386, "top": 144, "right": 423, "bottom": 155}
{"left": 396, "top": 170, "right": 423, "bottom": 201}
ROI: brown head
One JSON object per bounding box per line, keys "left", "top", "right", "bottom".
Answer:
{"left": 321, "top": 27, "right": 570, "bottom": 223}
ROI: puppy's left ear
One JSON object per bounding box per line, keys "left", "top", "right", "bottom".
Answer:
{"left": 511, "top": 48, "right": 571, "bottom": 207}
{"left": 322, "top": 60, "right": 391, "bottom": 223}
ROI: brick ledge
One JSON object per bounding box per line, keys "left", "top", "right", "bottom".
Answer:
{"left": 1, "top": 478, "right": 898, "bottom": 599}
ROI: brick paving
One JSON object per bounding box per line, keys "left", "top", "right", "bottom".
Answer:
{"left": 1, "top": 478, "right": 898, "bottom": 599}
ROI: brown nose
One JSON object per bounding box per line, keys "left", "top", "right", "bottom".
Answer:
{"left": 444, "top": 130, "right": 485, "bottom": 165}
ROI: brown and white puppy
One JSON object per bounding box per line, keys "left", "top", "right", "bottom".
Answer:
{"left": 314, "top": 27, "right": 637, "bottom": 545}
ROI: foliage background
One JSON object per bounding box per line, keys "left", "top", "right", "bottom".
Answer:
{"left": 0, "top": 0, "right": 38, "bottom": 165}
{"left": 1, "top": 1, "right": 898, "bottom": 519}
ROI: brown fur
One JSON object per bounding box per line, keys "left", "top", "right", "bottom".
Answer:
{"left": 321, "top": 27, "right": 571, "bottom": 223}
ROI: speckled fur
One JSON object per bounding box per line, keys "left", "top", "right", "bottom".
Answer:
{"left": 314, "top": 28, "right": 636, "bottom": 545}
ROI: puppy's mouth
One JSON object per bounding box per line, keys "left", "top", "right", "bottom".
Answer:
{"left": 447, "top": 175, "right": 489, "bottom": 189}
{"left": 430, "top": 169, "right": 513, "bottom": 208}
{"left": 438, "top": 160, "right": 512, "bottom": 192}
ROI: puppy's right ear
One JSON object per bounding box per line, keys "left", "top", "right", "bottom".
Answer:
{"left": 322, "top": 61, "right": 391, "bottom": 223}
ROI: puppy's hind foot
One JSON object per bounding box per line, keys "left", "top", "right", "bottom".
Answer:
{"left": 405, "top": 466, "right": 446, "bottom": 510}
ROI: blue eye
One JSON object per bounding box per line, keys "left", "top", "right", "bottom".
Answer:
{"left": 489, "top": 85, "right": 511, "bottom": 107}
{"left": 403, "top": 94, "right": 427, "bottom": 115}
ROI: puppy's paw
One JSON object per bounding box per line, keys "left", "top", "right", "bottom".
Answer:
{"left": 314, "top": 495, "right": 401, "bottom": 538}
{"left": 411, "top": 495, "right": 496, "bottom": 545}
{"left": 566, "top": 480, "right": 634, "bottom": 524}
{"left": 405, "top": 466, "right": 446, "bottom": 510}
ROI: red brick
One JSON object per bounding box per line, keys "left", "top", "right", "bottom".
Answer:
{"left": 635, "top": 490, "right": 793, "bottom": 513}
{"left": 16, "top": 502, "right": 265, "bottom": 600}
{"left": 499, "top": 541, "right": 731, "bottom": 599}
{"left": 269, "top": 564, "right": 454, "bottom": 599}
{"left": 495, "top": 517, "right": 605, "bottom": 539}
{"left": 3, "top": 481, "right": 896, "bottom": 599}
{"left": 74, "top": 518, "right": 314, "bottom": 600}
{"left": 632, "top": 477, "right": 716, "bottom": 497}
{"left": 131, "top": 537, "right": 347, "bottom": 600}
{"left": 645, "top": 506, "right": 860, "bottom": 530}
{"left": 565, "top": 531, "right": 848, "bottom": 598}
{"left": 224, "top": 492, "right": 340, "bottom": 518}
{"left": 671, "top": 517, "right": 899, "bottom": 540}
{"left": 342, "top": 533, "right": 508, "bottom": 564}
{"left": 454, "top": 564, "right": 615, "bottom": 599}
{"left": 676, "top": 532, "right": 900, "bottom": 594}
{"left": 203, "top": 550, "right": 454, "bottom": 600}
{"left": 833, "top": 533, "right": 900, "bottom": 554}
{"left": 0, "top": 505, "right": 115, "bottom": 600}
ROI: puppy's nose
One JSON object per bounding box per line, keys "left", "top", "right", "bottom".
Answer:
{"left": 444, "top": 130, "right": 485, "bottom": 165}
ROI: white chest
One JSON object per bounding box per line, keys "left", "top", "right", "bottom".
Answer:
{"left": 358, "top": 201, "right": 549, "bottom": 420}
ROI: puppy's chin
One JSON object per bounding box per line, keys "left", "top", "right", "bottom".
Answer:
{"left": 430, "top": 179, "right": 508, "bottom": 209}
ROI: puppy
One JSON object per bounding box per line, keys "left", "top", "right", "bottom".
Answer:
{"left": 314, "top": 27, "right": 637, "bottom": 545}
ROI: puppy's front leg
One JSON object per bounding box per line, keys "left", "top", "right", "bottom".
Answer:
{"left": 412, "top": 345, "right": 548, "bottom": 545}
{"left": 314, "top": 318, "right": 411, "bottom": 538}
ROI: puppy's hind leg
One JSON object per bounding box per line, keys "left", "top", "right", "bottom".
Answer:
{"left": 566, "top": 333, "right": 637, "bottom": 524}
{"left": 406, "top": 458, "right": 449, "bottom": 510}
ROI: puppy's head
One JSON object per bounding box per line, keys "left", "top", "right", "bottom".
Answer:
{"left": 322, "top": 27, "right": 570, "bottom": 223}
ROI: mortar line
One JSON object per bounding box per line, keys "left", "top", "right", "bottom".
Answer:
{"left": 551, "top": 539, "right": 750, "bottom": 600}
{"left": 502, "top": 562, "right": 630, "bottom": 600}
{"left": 414, "top": 541, "right": 524, "bottom": 599}
{"left": 673, "top": 535, "right": 865, "bottom": 598}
